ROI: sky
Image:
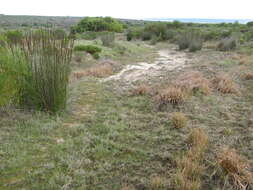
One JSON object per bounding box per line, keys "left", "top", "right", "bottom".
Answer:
{"left": 1, "top": 0, "right": 253, "bottom": 19}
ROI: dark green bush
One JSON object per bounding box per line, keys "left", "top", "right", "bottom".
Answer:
{"left": 4, "top": 30, "right": 23, "bottom": 45}
{"left": 217, "top": 37, "right": 237, "bottom": 51}
{"left": 142, "top": 31, "right": 153, "bottom": 41}
{"left": 71, "top": 17, "right": 123, "bottom": 34}
{"left": 101, "top": 32, "right": 115, "bottom": 47}
{"left": 126, "top": 31, "right": 133, "bottom": 41}
{"left": 74, "top": 45, "right": 102, "bottom": 54}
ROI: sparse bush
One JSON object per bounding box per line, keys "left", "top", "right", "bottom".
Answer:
{"left": 178, "top": 31, "right": 203, "bottom": 52}
{"left": 142, "top": 31, "right": 153, "bottom": 41}
{"left": 150, "top": 35, "right": 158, "bottom": 45}
{"left": 189, "top": 38, "right": 203, "bottom": 52}
{"left": 171, "top": 112, "right": 187, "bottom": 128}
{"left": 101, "top": 32, "right": 115, "bottom": 47}
{"left": 217, "top": 37, "right": 237, "bottom": 51}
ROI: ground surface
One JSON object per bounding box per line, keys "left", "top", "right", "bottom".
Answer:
{"left": 0, "top": 39, "right": 253, "bottom": 190}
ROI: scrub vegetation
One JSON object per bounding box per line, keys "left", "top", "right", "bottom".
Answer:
{"left": 0, "top": 16, "right": 253, "bottom": 190}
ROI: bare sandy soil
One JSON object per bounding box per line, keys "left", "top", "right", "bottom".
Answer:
{"left": 102, "top": 48, "right": 190, "bottom": 84}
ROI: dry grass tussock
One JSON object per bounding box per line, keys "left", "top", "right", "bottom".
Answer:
{"left": 131, "top": 84, "right": 150, "bottom": 96}
{"left": 149, "top": 175, "right": 166, "bottom": 190}
{"left": 171, "top": 112, "right": 187, "bottom": 128}
{"left": 72, "top": 64, "right": 113, "bottom": 79}
{"left": 173, "top": 128, "right": 208, "bottom": 190}
{"left": 216, "top": 147, "right": 253, "bottom": 190}
{"left": 212, "top": 74, "right": 238, "bottom": 94}
{"left": 155, "top": 86, "right": 186, "bottom": 109}
{"left": 121, "top": 185, "right": 136, "bottom": 190}
{"left": 244, "top": 72, "right": 253, "bottom": 80}
{"left": 175, "top": 71, "right": 211, "bottom": 95}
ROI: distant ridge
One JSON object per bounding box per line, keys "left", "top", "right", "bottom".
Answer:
{"left": 145, "top": 18, "right": 252, "bottom": 24}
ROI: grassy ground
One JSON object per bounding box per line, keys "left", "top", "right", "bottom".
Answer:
{"left": 0, "top": 38, "right": 253, "bottom": 190}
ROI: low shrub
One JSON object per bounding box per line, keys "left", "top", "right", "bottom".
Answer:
{"left": 101, "top": 32, "right": 115, "bottom": 47}
{"left": 177, "top": 31, "right": 203, "bottom": 52}
{"left": 217, "top": 37, "right": 237, "bottom": 51}
{"left": 74, "top": 45, "right": 102, "bottom": 55}
{"left": 171, "top": 112, "right": 187, "bottom": 128}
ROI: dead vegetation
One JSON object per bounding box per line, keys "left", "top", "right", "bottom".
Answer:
{"left": 131, "top": 84, "right": 150, "bottom": 96}
{"left": 149, "top": 175, "right": 166, "bottom": 190}
{"left": 171, "top": 112, "right": 188, "bottom": 128}
{"left": 212, "top": 74, "right": 238, "bottom": 94}
{"left": 72, "top": 64, "right": 113, "bottom": 79}
{"left": 244, "top": 72, "right": 253, "bottom": 80}
{"left": 155, "top": 86, "right": 187, "bottom": 109}
{"left": 175, "top": 71, "right": 211, "bottom": 95}
{"left": 216, "top": 147, "right": 253, "bottom": 190}
{"left": 173, "top": 128, "right": 208, "bottom": 190}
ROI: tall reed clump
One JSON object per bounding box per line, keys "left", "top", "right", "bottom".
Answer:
{"left": 7, "top": 29, "right": 74, "bottom": 113}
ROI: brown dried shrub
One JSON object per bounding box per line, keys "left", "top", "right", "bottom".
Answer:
{"left": 155, "top": 86, "right": 186, "bottom": 108}
{"left": 131, "top": 84, "right": 150, "bottom": 96}
{"left": 72, "top": 64, "right": 113, "bottom": 79}
{"left": 217, "top": 147, "right": 253, "bottom": 190}
{"left": 245, "top": 72, "right": 253, "bottom": 80}
{"left": 175, "top": 71, "right": 210, "bottom": 95}
{"left": 212, "top": 75, "right": 237, "bottom": 94}
{"left": 171, "top": 112, "right": 187, "bottom": 128}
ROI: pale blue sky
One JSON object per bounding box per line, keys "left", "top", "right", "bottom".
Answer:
{"left": 2, "top": 0, "right": 253, "bottom": 19}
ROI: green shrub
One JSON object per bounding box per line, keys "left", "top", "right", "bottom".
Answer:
{"left": 3, "top": 29, "right": 74, "bottom": 112}
{"left": 101, "top": 32, "right": 115, "bottom": 47}
{"left": 92, "top": 52, "right": 100, "bottom": 59}
{"left": 0, "top": 47, "right": 27, "bottom": 106}
{"left": 217, "top": 37, "right": 237, "bottom": 51}
{"left": 142, "top": 31, "right": 153, "bottom": 41}
{"left": 71, "top": 17, "right": 123, "bottom": 34}
{"left": 126, "top": 31, "right": 133, "bottom": 41}
{"left": 4, "top": 30, "right": 23, "bottom": 45}
{"left": 74, "top": 45, "right": 102, "bottom": 54}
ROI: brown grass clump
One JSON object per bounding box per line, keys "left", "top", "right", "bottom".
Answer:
{"left": 121, "top": 185, "right": 136, "bottom": 190}
{"left": 244, "top": 72, "right": 253, "bottom": 80}
{"left": 155, "top": 87, "right": 186, "bottom": 109}
{"left": 212, "top": 75, "right": 237, "bottom": 94}
{"left": 72, "top": 64, "right": 113, "bottom": 79}
{"left": 131, "top": 84, "right": 150, "bottom": 96}
{"left": 173, "top": 128, "right": 208, "bottom": 190}
{"left": 84, "top": 64, "right": 113, "bottom": 78}
{"left": 149, "top": 175, "right": 166, "bottom": 190}
{"left": 175, "top": 71, "right": 210, "bottom": 95}
{"left": 216, "top": 147, "right": 253, "bottom": 190}
{"left": 171, "top": 112, "right": 187, "bottom": 128}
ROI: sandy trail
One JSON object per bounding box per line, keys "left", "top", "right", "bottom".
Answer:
{"left": 102, "top": 48, "right": 189, "bottom": 84}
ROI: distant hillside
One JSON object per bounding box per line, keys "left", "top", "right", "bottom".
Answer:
{"left": 0, "top": 15, "right": 83, "bottom": 29}
{"left": 145, "top": 18, "right": 252, "bottom": 24}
